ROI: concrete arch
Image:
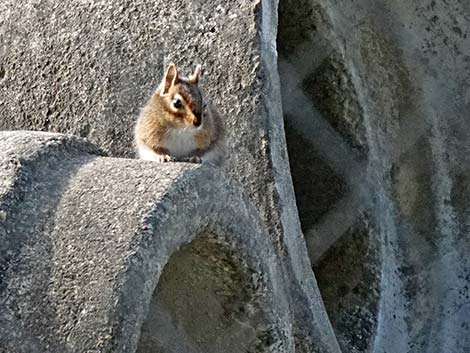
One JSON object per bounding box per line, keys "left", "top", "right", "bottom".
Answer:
{"left": 0, "top": 131, "right": 293, "bottom": 353}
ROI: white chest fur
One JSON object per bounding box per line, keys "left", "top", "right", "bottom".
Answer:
{"left": 162, "top": 127, "right": 199, "bottom": 158}
{"left": 136, "top": 142, "right": 161, "bottom": 161}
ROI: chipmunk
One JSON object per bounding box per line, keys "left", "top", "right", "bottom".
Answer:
{"left": 134, "top": 64, "right": 225, "bottom": 165}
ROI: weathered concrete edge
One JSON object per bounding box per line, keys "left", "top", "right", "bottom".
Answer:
{"left": 258, "top": 1, "right": 342, "bottom": 352}
{"left": 0, "top": 131, "right": 295, "bottom": 352}
{"left": 112, "top": 162, "right": 296, "bottom": 353}
{"left": 0, "top": 131, "right": 104, "bottom": 296}
{"left": 0, "top": 130, "right": 103, "bottom": 208}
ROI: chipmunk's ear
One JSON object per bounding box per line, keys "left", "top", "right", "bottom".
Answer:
{"left": 189, "top": 64, "right": 202, "bottom": 84}
{"left": 161, "top": 64, "right": 179, "bottom": 95}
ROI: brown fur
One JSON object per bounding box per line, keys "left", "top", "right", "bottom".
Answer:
{"left": 134, "top": 64, "right": 225, "bottom": 163}
{"left": 194, "top": 128, "right": 211, "bottom": 150}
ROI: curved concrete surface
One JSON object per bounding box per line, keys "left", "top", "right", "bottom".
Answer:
{"left": 0, "top": 131, "right": 293, "bottom": 353}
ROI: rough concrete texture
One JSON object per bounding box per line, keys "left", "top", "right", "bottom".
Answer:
{"left": 0, "top": 131, "right": 295, "bottom": 353}
{"left": 1, "top": 1, "right": 340, "bottom": 352}
{"left": 278, "top": 0, "right": 470, "bottom": 352}
{"left": 1, "top": 0, "right": 470, "bottom": 353}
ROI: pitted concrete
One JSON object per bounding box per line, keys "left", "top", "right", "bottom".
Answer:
{"left": 0, "top": 1, "right": 341, "bottom": 352}
{"left": 278, "top": 1, "right": 470, "bottom": 353}
{"left": 0, "top": 131, "right": 295, "bottom": 353}
{"left": 2, "top": 0, "right": 469, "bottom": 352}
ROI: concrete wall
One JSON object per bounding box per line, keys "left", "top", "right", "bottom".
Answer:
{"left": 0, "top": 1, "right": 339, "bottom": 352}
{"left": 1, "top": 0, "right": 469, "bottom": 352}
{"left": 278, "top": 1, "right": 470, "bottom": 352}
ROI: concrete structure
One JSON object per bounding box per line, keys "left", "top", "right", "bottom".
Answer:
{"left": 0, "top": 131, "right": 296, "bottom": 353}
{"left": 1, "top": 0, "right": 469, "bottom": 352}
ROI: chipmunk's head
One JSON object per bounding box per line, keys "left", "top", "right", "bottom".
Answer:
{"left": 158, "top": 64, "right": 205, "bottom": 128}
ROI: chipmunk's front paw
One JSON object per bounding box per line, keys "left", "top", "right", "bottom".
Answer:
{"left": 156, "top": 154, "right": 175, "bottom": 163}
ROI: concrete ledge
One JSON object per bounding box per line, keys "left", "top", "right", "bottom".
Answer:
{"left": 0, "top": 131, "right": 293, "bottom": 353}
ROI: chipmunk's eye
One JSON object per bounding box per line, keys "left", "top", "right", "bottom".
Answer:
{"left": 172, "top": 98, "right": 183, "bottom": 109}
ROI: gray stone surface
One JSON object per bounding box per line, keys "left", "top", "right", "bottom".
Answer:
{"left": 1, "top": 1, "right": 341, "bottom": 352}
{"left": 1, "top": 0, "right": 470, "bottom": 353}
{"left": 278, "top": 0, "right": 470, "bottom": 353}
{"left": 0, "top": 131, "right": 295, "bottom": 353}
